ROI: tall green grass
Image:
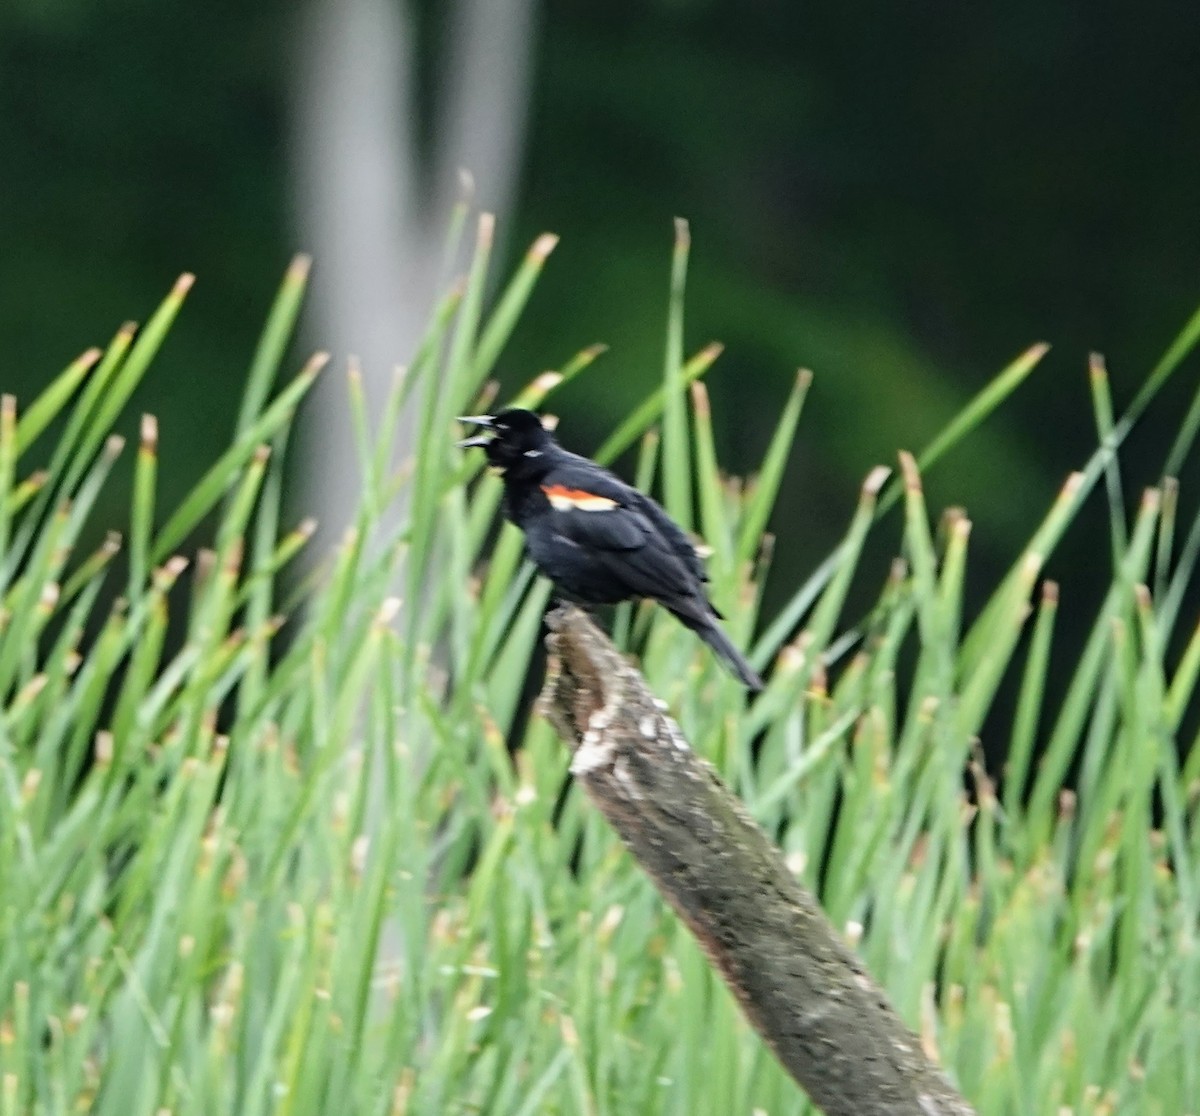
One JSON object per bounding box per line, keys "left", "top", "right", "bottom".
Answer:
{"left": 1, "top": 217, "right": 1198, "bottom": 1115}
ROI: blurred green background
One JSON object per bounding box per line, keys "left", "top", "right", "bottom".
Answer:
{"left": 3, "top": 0, "right": 1199, "bottom": 634}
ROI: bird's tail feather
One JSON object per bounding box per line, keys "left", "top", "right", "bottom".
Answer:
{"left": 669, "top": 606, "right": 764, "bottom": 691}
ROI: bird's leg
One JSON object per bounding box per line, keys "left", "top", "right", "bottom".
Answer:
{"left": 548, "top": 593, "right": 597, "bottom": 617}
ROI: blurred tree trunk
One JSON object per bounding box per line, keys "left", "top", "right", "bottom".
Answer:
{"left": 291, "top": 0, "right": 535, "bottom": 550}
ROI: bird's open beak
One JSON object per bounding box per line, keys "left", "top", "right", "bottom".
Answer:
{"left": 456, "top": 414, "right": 495, "bottom": 449}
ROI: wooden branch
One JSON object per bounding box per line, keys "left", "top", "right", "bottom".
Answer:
{"left": 538, "top": 605, "right": 976, "bottom": 1116}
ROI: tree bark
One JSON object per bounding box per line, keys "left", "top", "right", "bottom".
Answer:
{"left": 538, "top": 605, "right": 977, "bottom": 1116}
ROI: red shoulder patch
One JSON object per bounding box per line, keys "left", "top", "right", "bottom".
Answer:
{"left": 541, "top": 484, "right": 619, "bottom": 511}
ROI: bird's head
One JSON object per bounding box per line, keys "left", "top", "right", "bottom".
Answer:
{"left": 457, "top": 408, "right": 554, "bottom": 477}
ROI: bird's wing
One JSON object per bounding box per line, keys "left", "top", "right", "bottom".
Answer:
{"left": 546, "top": 455, "right": 711, "bottom": 576}
{"left": 537, "top": 463, "right": 647, "bottom": 552}
{"left": 632, "top": 491, "right": 712, "bottom": 586}
{"left": 538, "top": 461, "right": 705, "bottom": 603}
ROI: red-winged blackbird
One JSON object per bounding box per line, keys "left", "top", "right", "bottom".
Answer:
{"left": 458, "top": 409, "right": 764, "bottom": 691}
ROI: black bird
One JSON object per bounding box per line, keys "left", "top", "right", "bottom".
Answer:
{"left": 458, "top": 408, "right": 763, "bottom": 690}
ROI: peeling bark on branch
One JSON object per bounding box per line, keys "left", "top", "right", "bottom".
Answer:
{"left": 538, "top": 605, "right": 976, "bottom": 1116}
